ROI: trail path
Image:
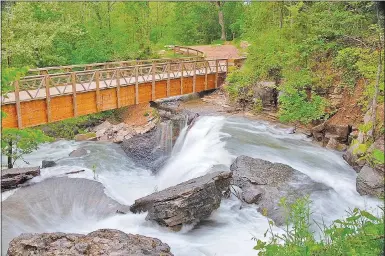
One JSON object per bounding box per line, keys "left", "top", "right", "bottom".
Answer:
{"left": 188, "top": 45, "right": 241, "bottom": 59}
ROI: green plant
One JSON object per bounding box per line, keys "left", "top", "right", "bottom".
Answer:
{"left": 252, "top": 98, "right": 263, "bottom": 114}
{"left": 91, "top": 164, "right": 97, "bottom": 180}
{"left": 1, "top": 128, "right": 53, "bottom": 168}
{"left": 143, "top": 112, "right": 149, "bottom": 117}
{"left": 254, "top": 197, "right": 384, "bottom": 256}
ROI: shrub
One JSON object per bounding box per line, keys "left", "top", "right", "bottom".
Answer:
{"left": 254, "top": 197, "right": 384, "bottom": 256}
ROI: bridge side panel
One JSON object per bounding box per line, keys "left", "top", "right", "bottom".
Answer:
{"left": 51, "top": 95, "right": 74, "bottom": 122}
{"left": 77, "top": 91, "right": 97, "bottom": 116}
{"left": 155, "top": 81, "right": 167, "bottom": 99}
{"left": 170, "top": 79, "right": 181, "bottom": 96}
{"left": 100, "top": 88, "right": 118, "bottom": 111}
{"left": 195, "top": 76, "right": 206, "bottom": 92}
{"left": 2, "top": 104, "right": 18, "bottom": 128}
{"left": 184, "top": 78, "right": 193, "bottom": 94}
{"left": 207, "top": 74, "right": 216, "bottom": 89}
{"left": 21, "top": 100, "right": 48, "bottom": 127}
{"left": 119, "top": 86, "right": 135, "bottom": 107}
{"left": 138, "top": 83, "right": 152, "bottom": 103}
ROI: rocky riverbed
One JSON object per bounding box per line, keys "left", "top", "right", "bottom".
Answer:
{"left": 1, "top": 90, "right": 382, "bottom": 256}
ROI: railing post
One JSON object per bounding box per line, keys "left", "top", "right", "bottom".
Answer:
{"left": 166, "top": 63, "right": 170, "bottom": 97}
{"left": 204, "top": 61, "right": 208, "bottom": 90}
{"left": 215, "top": 59, "right": 219, "bottom": 88}
{"left": 95, "top": 70, "right": 100, "bottom": 112}
{"left": 116, "top": 69, "right": 121, "bottom": 108}
{"left": 180, "top": 61, "right": 184, "bottom": 95}
{"left": 135, "top": 66, "right": 139, "bottom": 104}
{"left": 226, "top": 59, "right": 229, "bottom": 76}
{"left": 152, "top": 63, "right": 156, "bottom": 101}
{"left": 45, "top": 75, "right": 52, "bottom": 123}
{"left": 71, "top": 73, "right": 77, "bottom": 117}
{"left": 193, "top": 61, "right": 196, "bottom": 93}
{"left": 14, "top": 81, "right": 22, "bottom": 128}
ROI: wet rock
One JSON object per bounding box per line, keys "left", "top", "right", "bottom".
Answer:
{"left": 326, "top": 137, "right": 347, "bottom": 151}
{"left": 252, "top": 81, "right": 278, "bottom": 108}
{"left": 1, "top": 167, "right": 40, "bottom": 192}
{"left": 356, "top": 165, "right": 384, "bottom": 197}
{"left": 69, "top": 148, "right": 88, "bottom": 157}
{"left": 7, "top": 229, "right": 173, "bottom": 256}
{"left": 42, "top": 160, "right": 56, "bottom": 168}
{"left": 230, "top": 156, "right": 329, "bottom": 226}
{"left": 130, "top": 171, "right": 232, "bottom": 230}
{"left": 74, "top": 132, "right": 97, "bottom": 141}
{"left": 121, "top": 128, "right": 167, "bottom": 172}
{"left": 312, "top": 123, "right": 349, "bottom": 144}
{"left": 93, "top": 121, "right": 137, "bottom": 143}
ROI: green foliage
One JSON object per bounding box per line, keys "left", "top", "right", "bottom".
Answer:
{"left": 278, "top": 91, "right": 327, "bottom": 125}
{"left": 254, "top": 197, "right": 384, "bottom": 256}
{"left": 1, "top": 67, "right": 29, "bottom": 94}
{"left": 39, "top": 110, "right": 121, "bottom": 139}
{"left": 371, "top": 149, "right": 385, "bottom": 165}
{"left": 252, "top": 98, "right": 263, "bottom": 114}
{"left": 1, "top": 128, "right": 53, "bottom": 167}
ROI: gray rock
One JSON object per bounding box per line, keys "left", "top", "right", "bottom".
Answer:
{"left": 121, "top": 128, "right": 168, "bottom": 172}
{"left": 1, "top": 167, "right": 40, "bottom": 192}
{"left": 42, "top": 160, "right": 56, "bottom": 168}
{"left": 230, "top": 156, "right": 329, "bottom": 226}
{"left": 7, "top": 229, "right": 173, "bottom": 256}
{"left": 69, "top": 148, "right": 88, "bottom": 157}
{"left": 130, "top": 171, "right": 232, "bottom": 230}
{"left": 356, "top": 165, "right": 384, "bottom": 197}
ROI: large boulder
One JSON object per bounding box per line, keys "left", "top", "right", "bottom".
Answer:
{"left": 230, "top": 156, "right": 329, "bottom": 226}
{"left": 121, "top": 128, "right": 168, "bottom": 172}
{"left": 93, "top": 121, "right": 137, "bottom": 143}
{"left": 356, "top": 165, "right": 384, "bottom": 197}
{"left": 7, "top": 229, "right": 173, "bottom": 256}
{"left": 1, "top": 167, "right": 40, "bottom": 192}
{"left": 69, "top": 148, "right": 88, "bottom": 157}
{"left": 130, "top": 171, "right": 232, "bottom": 230}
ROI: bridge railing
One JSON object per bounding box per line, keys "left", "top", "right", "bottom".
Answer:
{"left": 2, "top": 58, "right": 228, "bottom": 105}
{"left": 173, "top": 46, "right": 205, "bottom": 57}
{"left": 27, "top": 56, "right": 204, "bottom": 76}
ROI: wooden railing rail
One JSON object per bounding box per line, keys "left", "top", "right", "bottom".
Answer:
{"left": 173, "top": 46, "right": 205, "bottom": 57}
{"left": 27, "top": 56, "right": 204, "bottom": 76}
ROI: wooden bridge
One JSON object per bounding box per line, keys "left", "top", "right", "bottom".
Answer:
{"left": 2, "top": 51, "right": 234, "bottom": 129}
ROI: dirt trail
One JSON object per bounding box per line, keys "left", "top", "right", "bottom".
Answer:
{"left": 188, "top": 45, "right": 241, "bottom": 59}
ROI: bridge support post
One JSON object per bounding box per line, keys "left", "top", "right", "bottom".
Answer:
{"left": 152, "top": 63, "right": 156, "bottom": 101}
{"left": 204, "top": 60, "right": 208, "bottom": 90}
{"left": 193, "top": 61, "right": 196, "bottom": 93}
{"left": 135, "top": 66, "right": 139, "bottom": 104}
{"left": 180, "top": 62, "right": 184, "bottom": 95}
{"left": 71, "top": 73, "right": 77, "bottom": 117}
{"left": 95, "top": 71, "right": 101, "bottom": 112}
{"left": 14, "top": 81, "right": 22, "bottom": 129}
{"left": 215, "top": 59, "right": 219, "bottom": 88}
{"left": 116, "top": 69, "right": 121, "bottom": 108}
{"left": 166, "top": 63, "right": 170, "bottom": 97}
{"left": 45, "top": 76, "right": 52, "bottom": 123}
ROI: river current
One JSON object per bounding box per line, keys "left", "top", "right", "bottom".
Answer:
{"left": 1, "top": 116, "right": 381, "bottom": 255}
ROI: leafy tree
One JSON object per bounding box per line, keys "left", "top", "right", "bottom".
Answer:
{"left": 1, "top": 128, "right": 52, "bottom": 168}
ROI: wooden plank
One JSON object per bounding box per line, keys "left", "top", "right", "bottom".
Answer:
{"left": 167, "top": 63, "right": 170, "bottom": 97}
{"left": 135, "top": 66, "right": 139, "bottom": 104}
{"left": 180, "top": 62, "right": 184, "bottom": 95}
{"left": 14, "top": 81, "right": 22, "bottom": 128}
{"left": 215, "top": 59, "right": 219, "bottom": 88}
{"left": 116, "top": 69, "right": 121, "bottom": 108}
{"left": 71, "top": 73, "right": 77, "bottom": 117}
{"left": 152, "top": 63, "right": 156, "bottom": 101}
{"left": 193, "top": 61, "right": 196, "bottom": 93}
{"left": 95, "top": 70, "right": 100, "bottom": 112}
{"left": 205, "top": 61, "right": 208, "bottom": 90}
{"left": 45, "top": 75, "right": 52, "bottom": 123}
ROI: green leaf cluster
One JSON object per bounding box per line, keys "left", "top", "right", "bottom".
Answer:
{"left": 254, "top": 197, "right": 384, "bottom": 256}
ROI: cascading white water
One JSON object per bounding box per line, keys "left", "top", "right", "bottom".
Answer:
{"left": 156, "top": 120, "right": 174, "bottom": 154}
{"left": 1, "top": 116, "right": 382, "bottom": 255}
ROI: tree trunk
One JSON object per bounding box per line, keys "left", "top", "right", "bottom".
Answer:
{"left": 215, "top": 1, "right": 226, "bottom": 41}
{"left": 370, "top": 4, "right": 384, "bottom": 139}
{"left": 7, "top": 140, "right": 13, "bottom": 169}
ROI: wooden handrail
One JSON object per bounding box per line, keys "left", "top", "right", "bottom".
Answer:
{"left": 173, "top": 46, "right": 205, "bottom": 58}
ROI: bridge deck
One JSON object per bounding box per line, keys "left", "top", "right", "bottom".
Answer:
{"left": 2, "top": 58, "right": 229, "bottom": 129}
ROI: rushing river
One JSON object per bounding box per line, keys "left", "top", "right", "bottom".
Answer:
{"left": 1, "top": 116, "right": 382, "bottom": 255}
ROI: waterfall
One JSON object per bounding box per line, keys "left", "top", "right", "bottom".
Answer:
{"left": 156, "top": 120, "right": 173, "bottom": 154}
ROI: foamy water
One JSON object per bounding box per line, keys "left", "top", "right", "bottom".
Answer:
{"left": 1, "top": 116, "right": 382, "bottom": 255}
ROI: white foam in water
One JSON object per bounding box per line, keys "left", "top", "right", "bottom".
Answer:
{"left": 1, "top": 116, "right": 383, "bottom": 255}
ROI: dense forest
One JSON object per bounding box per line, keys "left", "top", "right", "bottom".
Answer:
{"left": 1, "top": 1, "right": 244, "bottom": 68}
